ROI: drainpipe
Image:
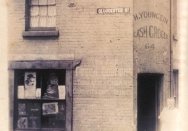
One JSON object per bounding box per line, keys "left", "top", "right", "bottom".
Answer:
{"left": 170, "top": 0, "right": 173, "bottom": 97}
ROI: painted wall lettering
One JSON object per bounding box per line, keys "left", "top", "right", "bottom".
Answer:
{"left": 134, "top": 11, "right": 168, "bottom": 24}
{"left": 134, "top": 25, "right": 168, "bottom": 39}
{"left": 145, "top": 43, "right": 155, "bottom": 49}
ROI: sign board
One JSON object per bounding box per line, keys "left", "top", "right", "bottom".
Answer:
{"left": 97, "top": 7, "right": 130, "bottom": 14}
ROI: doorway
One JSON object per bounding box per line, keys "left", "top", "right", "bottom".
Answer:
{"left": 137, "top": 73, "right": 163, "bottom": 131}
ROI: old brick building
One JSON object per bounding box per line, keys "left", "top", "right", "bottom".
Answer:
{"left": 8, "top": 0, "right": 177, "bottom": 131}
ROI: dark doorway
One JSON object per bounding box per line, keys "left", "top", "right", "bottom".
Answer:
{"left": 137, "top": 73, "right": 163, "bottom": 131}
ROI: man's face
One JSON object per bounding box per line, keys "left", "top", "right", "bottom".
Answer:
{"left": 28, "top": 77, "right": 35, "bottom": 86}
{"left": 50, "top": 78, "right": 58, "bottom": 85}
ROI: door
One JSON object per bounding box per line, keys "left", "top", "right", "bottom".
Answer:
{"left": 137, "top": 74, "right": 163, "bottom": 131}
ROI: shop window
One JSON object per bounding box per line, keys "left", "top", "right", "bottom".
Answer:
{"left": 14, "top": 70, "right": 65, "bottom": 130}
{"left": 9, "top": 60, "right": 81, "bottom": 131}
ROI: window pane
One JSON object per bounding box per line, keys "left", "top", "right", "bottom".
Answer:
{"left": 48, "top": 5, "right": 56, "bottom": 16}
{"left": 48, "top": 0, "right": 56, "bottom": 5}
{"left": 42, "top": 102, "right": 65, "bottom": 128}
{"left": 28, "top": 117, "right": 41, "bottom": 128}
{"left": 18, "top": 103, "right": 27, "bottom": 115}
{"left": 31, "top": 0, "right": 39, "bottom": 5}
{"left": 29, "top": 0, "right": 56, "bottom": 28}
{"left": 17, "top": 117, "right": 28, "bottom": 129}
{"left": 47, "top": 16, "right": 56, "bottom": 27}
{"left": 39, "top": 16, "right": 47, "bottom": 27}
{"left": 39, "top": 6, "right": 48, "bottom": 16}
{"left": 30, "top": 6, "right": 39, "bottom": 17}
{"left": 39, "top": 0, "right": 48, "bottom": 5}
{"left": 30, "top": 16, "right": 39, "bottom": 27}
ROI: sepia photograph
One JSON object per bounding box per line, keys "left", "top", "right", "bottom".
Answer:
{"left": 24, "top": 72, "right": 37, "bottom": 99}
{"left": 0, "top": 0, "right": 188, "bottom": 131}
{"left": 42, "top": 102, "right": 59, "bottom": 115}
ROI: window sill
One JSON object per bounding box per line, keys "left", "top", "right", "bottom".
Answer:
{"left": 22, "top": 30, "right": 59, "bottom": 37}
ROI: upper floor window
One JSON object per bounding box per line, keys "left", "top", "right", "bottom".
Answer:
{"left": 23, "top": 0, "right": 59, "bottom": 37}
{"left": 29, "top": 0, "right": 56, "bottom": 29}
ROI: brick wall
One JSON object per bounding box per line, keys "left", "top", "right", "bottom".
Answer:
{"left": 8, "top": 0, "right": 134, "bottom": 131}
{"left": 133, "top": 0, "right": 171, "bottom": 128}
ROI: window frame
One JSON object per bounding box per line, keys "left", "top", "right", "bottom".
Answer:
{"left": 9, "top": 60, "right": 81, "bottom": 131}
{"left": 23, "top": 0, "right": 59, "bottom": 37}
